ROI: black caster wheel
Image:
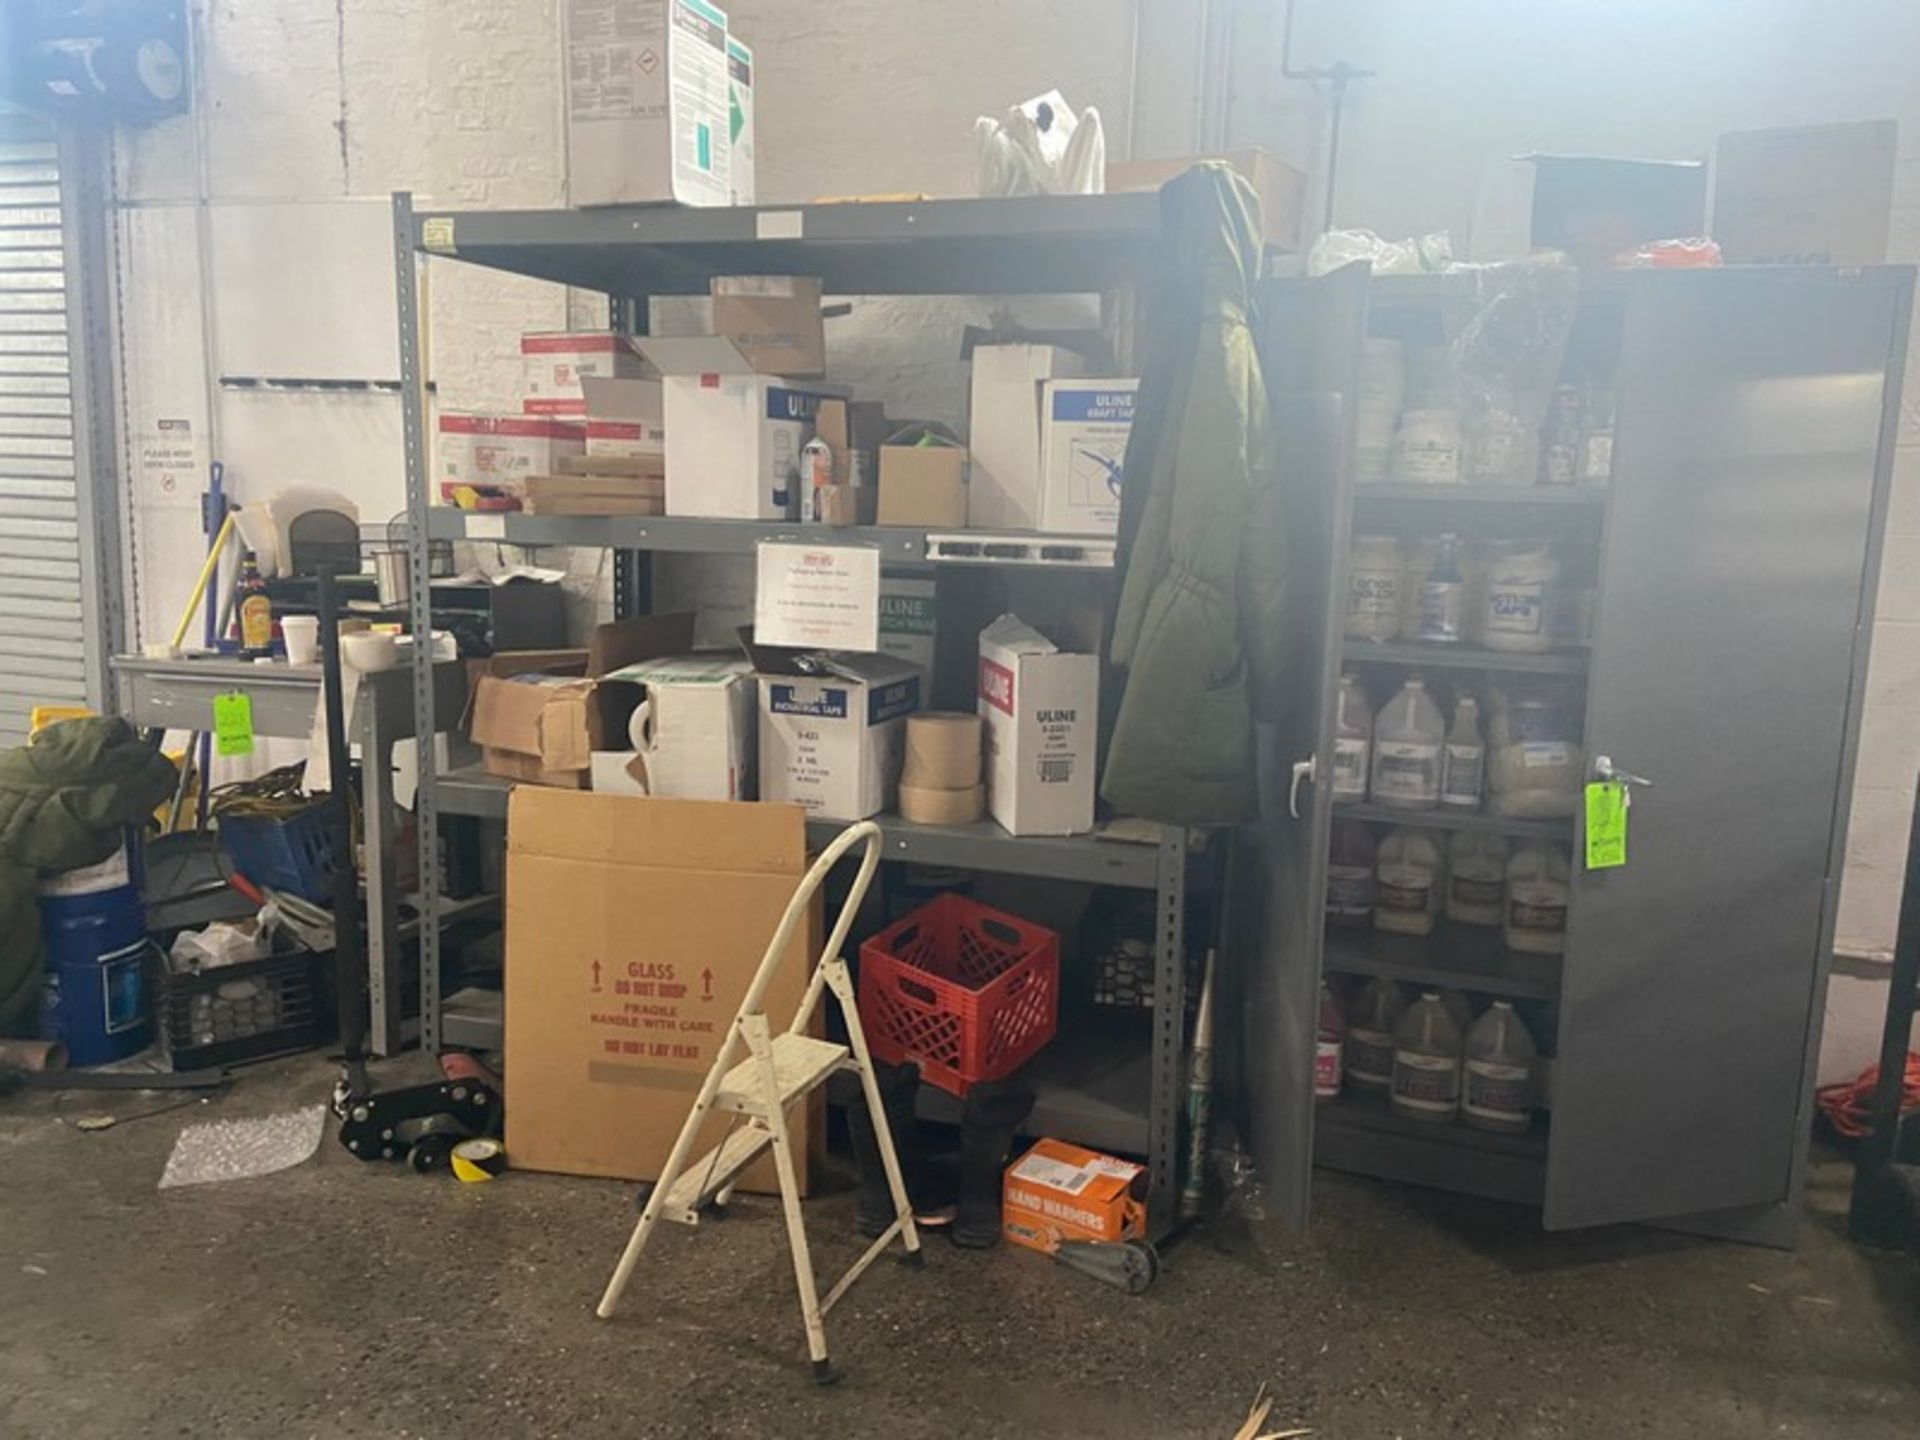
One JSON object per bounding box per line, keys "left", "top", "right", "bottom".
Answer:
{"left": 408, "top": 1133, "right": 457, "bottom": 1174}
{"left": 811, "top": 1358, "right": 840, "bottom": 1387}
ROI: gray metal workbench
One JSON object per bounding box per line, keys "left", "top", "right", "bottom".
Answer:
{"left": 113, "top": 653, "right": 481, "bottom": 1057}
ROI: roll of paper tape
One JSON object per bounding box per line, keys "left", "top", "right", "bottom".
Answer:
{"left": 898, "top": 782, "right": 985, "bottom": 827}
{"left": 903, "top": 712, "right": 982, "bottom": 790}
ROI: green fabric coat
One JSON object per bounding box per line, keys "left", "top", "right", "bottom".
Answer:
{"left": 1101, "top": 164, "right": 1277, "bottom": 824}
{"left": 0, "top": 717, "right": 177, "bottom": 1035}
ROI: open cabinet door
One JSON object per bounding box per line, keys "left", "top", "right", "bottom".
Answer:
{"left": 1545, "top": 269, "right": 1911, "bottom": 1235}
{"left": 1231, "top": 264, "right": 1368, "bottom": 1237}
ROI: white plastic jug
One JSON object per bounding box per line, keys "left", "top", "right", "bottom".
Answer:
{"left": 1326, "top": 819, "right": 1376, "bottom": 927}
{"left": 1462, "top": 1000, "right": 1536, "bottom": 1134}
{"left": 1505, "top": 843, "right": 1571, "bottom": 955}
{"left": 1344, "top": 975, "right": 1404, "bottom": 1094}
{"left": 1441, "top": 694, "right": 1484, "bottom": 809}
{"left": 1346, "top": 535, "right": 1403, "bottom": 641}
{"left": 1374, "top": 826, "right": 1444, "bottom": 936}
{"left": 1481, "top": 542, "right": 1559, "bottom": 653}
{"left": 1390, "top": 990, "right": 1462, "bottom": 1123}
{"left": 1332, "top": 673, "right": 1371, "bottom": 804}
{"left": 1446, "top": 831, "right": 1508, "bottom": 927}
{"left": 1370, "top": 677, "right": 1444, "bottom": 810}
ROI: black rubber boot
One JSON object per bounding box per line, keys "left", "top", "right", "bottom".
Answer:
{"left": 950, "top": 1074, "right": 1035, "bottom": 1249}
{"left": 848, "top": 1060, "right": 922, "bottom": 1237}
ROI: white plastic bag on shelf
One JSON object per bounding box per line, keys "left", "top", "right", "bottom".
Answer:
{"left": 1308, "top": 228, "right": 1454, "bottom": 277}
{"left": 974, "top": 90, "right": 1106, "bottom": 197}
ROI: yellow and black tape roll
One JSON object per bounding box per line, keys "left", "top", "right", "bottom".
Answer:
{"left": 450, "top": 1138, "right": 507, "bottom": 1183}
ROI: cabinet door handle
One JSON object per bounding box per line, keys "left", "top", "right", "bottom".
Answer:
{"left": 1289, "top": 756, "right": 1316, "bottom": 820}
{"left": 1593, "top": 754, "right": 1654, "bottom": 789}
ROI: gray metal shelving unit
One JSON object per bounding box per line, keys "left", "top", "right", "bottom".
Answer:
{"left": 391, "top": 190, "right": 1198, "bottom": 1237}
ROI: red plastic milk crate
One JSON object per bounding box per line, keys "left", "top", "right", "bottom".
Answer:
{"left": 857, "top": 894, "right": 1060, "bottom": 1097}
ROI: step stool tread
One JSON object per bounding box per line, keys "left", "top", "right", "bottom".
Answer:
{"left": 660, "top": 1123, "right": 775, "bottom": 1219}
{"left": 716, "top": 1033, "right": 850, "bottom": 1113}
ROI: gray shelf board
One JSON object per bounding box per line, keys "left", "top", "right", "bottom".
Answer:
{"left": 414, "top": 193, "right": 1165, "bottom": 297}
{"left": 912, "top": 1016, "right": 1152, "bottom": 1159}
{"left": 1352, "top": 483, "right": 1609, "bottom": 506}
{"left": 433, "top": 765, "right": 1163, "bottom": 889}
{"left": 1317, "top": 1093, "right": 1548, "bottom": 1159}
{"left": 1323, "top": 923, "right": 1562, "bottom": 1001}
{"left": 1335, "top": 800, "right": 1571, "bottom": 842}
{"left": 1315, "top": 1098, "right": 1547, "bottom": 1206}
{"left": 442, "top": 986, "right": 503, "bottom": 1051}
{"left": 1341, "top": 639, "right": 1589, "bottom": 677}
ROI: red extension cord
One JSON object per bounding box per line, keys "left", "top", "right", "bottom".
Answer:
{"left": 1816, "top": 1053, "right": 1920, "bottom": 1141}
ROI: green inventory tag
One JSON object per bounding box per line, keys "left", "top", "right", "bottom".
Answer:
{"left": 1585, "top": 780, "right": 1627, "bottom": 869}
{"left": 212, "top": 691, "right": 254, "bottom": 758}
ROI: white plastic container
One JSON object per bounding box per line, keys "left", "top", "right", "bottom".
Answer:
{"left": 1487, "top": 690, "right": 1581, "bottom": 819}
{"left": 1505, "top": 843, "right": 1571, "bottom": 955}
{"left": 1373, "top": 826, "right": 1444, "bottom": 936}
{"left": 1326, "top": 819, "right": 1377, "bottom": 927}
{"left": 1332, "top": 673, "right": 1372, "bottom": 803}
{"left": 1344, "top": 976, "right": 1405, "bottom": 1094}
{"left": 1417, "top": 533, "right": 1468, "bottom": 644}
{"left": 1462, "top": 1000, "right": 1537, "bottom": 1134}
{"left": 1345, "top": 534, "right": 1403, "bottom": 641}
{"left": 1446, "top": 831, "right": 1508, "bottom": 927}
{"left": 1370, "top": 677, "right": 1444, "bottom": 810}
{"left": 1481, "top": 542, "right": 1559, "bottom": 653}
{"left": 1390, "top": 990, "right": 1463, "bottom": 1124}
{"left": 1441, "top": 694, "right": 1484, "bottom": 809}
{"left": 1392, "top": 409, "right": 1462, "bottom": 484}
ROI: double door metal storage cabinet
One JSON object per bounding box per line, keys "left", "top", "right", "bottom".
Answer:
{"left": 1232, "top": 264, "right": 1914, "bottom": 1248}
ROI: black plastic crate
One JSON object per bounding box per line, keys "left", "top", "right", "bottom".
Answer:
{"left": 160, "top": 948, "right": 334, "bottom": 1071}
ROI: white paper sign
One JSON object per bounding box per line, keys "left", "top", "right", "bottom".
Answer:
{"left": 754, "top": 541, "right": 880, "bottom": 652}
{"left": 138, "top": 418, "right": 202, "bottom": 509}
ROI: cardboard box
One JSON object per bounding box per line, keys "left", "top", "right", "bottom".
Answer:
{"left": 596, "top": 653, "right": 757, "bottom": 801}
{"left": 878, "top": 576, "right": 937, "bottom": 677}
{"left": 467, "top": 615, "right": 696, "bottom": 787}
{"left": 1002, "top": 1138, "right": 1146, "bottom": 1256}
{"left": 1106, "top": 148, "right": 1306, "bottom": 252}
{"left": 563, "top": 0, "right": 731, "bottom": 209}
{"left": 581, "top": 377, "right": 666, "bottom": 458}
{"left": 503, "top": 788, "right": 816, "bottom": 1189}
{"left": 438, "top": 414, "right": 585, "bottom": 491}
{"left": 878, "top": 441, "right": 968, "bottom": 528}
{"left": 522, "top": 333, "right": 648, "bottom": 415}
{"left": 519, "top": 473, "right": 665, "bottom": 517}
{"left": 968, "top": 344, "right": 1083, "bottom": 530}
{"left": 711, "top": 276, "right": 826, "bottom": 378}
{"left": 1040, "top": 379, "right": 1137, "bottom": 535}
{"left": 752, "top": 646, "right": 921, "bottom": 821}
{"left": 726, "top": 36, "right": 755, "bottom": 205}
{"left": 978, "top": 614, "right": 1097, "bottom": 836}
{"left": 815, "top": 397, "right": 888, "bottom": 489}
{"left": 1522, "top": 153, "right": 1707, "bottom": 267}
{"left": 636, "top": 336, "right": 842, "bottom": 520}
{"left": 1713, "top": 120, "right": 1896, "bottom": 266}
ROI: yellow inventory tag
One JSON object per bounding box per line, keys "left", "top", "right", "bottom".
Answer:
{"left": 421, "top": 216, "right": 456, "bottom": 253}
{"left": 1584, "top": 780, "right": 1627, "bottom": 869}
{"left": 212, "top": 691, "right": 254, "bottom": 758}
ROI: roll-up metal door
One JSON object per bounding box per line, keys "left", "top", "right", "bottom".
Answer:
{"left": 0, "top": 110, "right": 89, "bottom": 745}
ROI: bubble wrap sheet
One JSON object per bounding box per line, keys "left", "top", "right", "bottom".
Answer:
{"left": 158, "top": 1105, "right": 327, "bottom": 1190}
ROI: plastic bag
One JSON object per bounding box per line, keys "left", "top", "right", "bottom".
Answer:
{"left": 974, "top": 90, "right": 1105, "bottom": 197}
{"left": 1307, "top": 228, "right": 1453, "bottom": 277}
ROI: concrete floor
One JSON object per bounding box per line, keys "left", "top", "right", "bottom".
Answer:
{"left": 1, "top": 1055, "right": 1916, "bottom": 1439}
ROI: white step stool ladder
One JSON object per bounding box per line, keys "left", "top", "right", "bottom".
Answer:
{"left": 596, "top": 821, "right": 920, "bottom": 1383}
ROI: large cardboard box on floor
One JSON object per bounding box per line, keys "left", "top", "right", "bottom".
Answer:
{"left": 968, "top": 344, "right": 1084, "bottom": 530}
{"left": 751, "top": 642, "right": 921, "bottom": 821}
{"left": 504, "top": 788, "right": 817, "bottom": 1190}
{"left": 1712, "top": 120, "right": 1897, "bottom": 266}
{"left": 562, "top": 0, "right": 731, "bottom": 209}
{"left": 1002, "top": 1138, "right": 1146, "bottom": 1255}
{"left": 978, "top": 615, "right": 1098, "bottom": 836}
{"left": 636, "top": 336, "right": 843, "bottom": 520}
{"left": 467, "top": 615, "right": 696, "bottom": 787}
{"left": 1040, "top": 379, "right": 1137, "bottom": 536}
{"left": 594, "top": 652, "right": 757, "bottom": 801}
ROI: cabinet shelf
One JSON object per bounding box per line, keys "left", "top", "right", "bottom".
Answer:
{"left": 1342, "top": 639, "right": 1588, "bottom": 677}
{"left": 1333, "top": 801, "right": 1571, "bottom": 843}
{"left": 1352, "top": 483, "right": 1609, "bottom": 507}
{"left": 1314, "top": 1095, "right": 1549, "bottom": 1206}
{"left": 1324, "top": 922, "right": 1561, "bottom": 1000}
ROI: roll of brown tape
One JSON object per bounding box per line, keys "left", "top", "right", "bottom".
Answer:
{"left": 898, "top": 782, "right": 985, "bottom": 826}
{"left": 903, "top": 712, "right": 982, "bottom": 790}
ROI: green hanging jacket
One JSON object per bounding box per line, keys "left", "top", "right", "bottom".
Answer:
{"left": 0, "top": 717, "right": 177, "bottom": 1035}
{"left": 1101, "top": 164, "right": 1277, "bottom": 824}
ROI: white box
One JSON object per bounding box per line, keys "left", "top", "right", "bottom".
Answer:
{"left": 636, "top": 336, "right": 842, "bottom": 519}
{"left": 522, "top": 333, "right": 648, "bottom": 416}
{"left": 1040, "top": 380, "right": 1138, "bottom": 535}
{"left": 598, "top": 653, "right": 757, "bottom": 801}
{"left": 438, "top": 414, "right": 586, "bottom": 489}
{"left": 563, "top": 0, "right": 731, "bottom": 209}
{"left": 581, "top": 377, "right": 666, "bottom": 458}
{"left": 878, "top": 576, "right": 937, "bottom": 677}
{"left": 757, "top": 654, "right": 921, "bottom": 821}
{"left": 978, "top": 614, "right": 1098, "bottom": 836}
{"left": 967, "top": 344, "right": 1084, "bottom": 530}
{"left": 726, "top": 36, "right": 755, "bottom": 205}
